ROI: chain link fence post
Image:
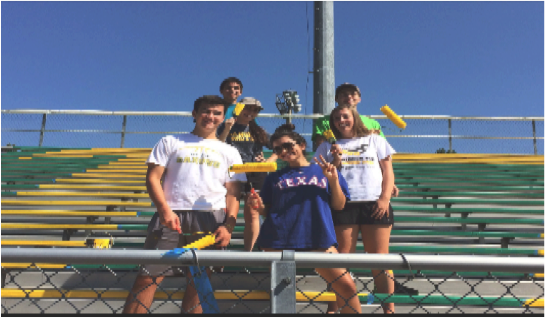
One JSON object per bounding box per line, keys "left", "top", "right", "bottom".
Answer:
{"left": 38, "top": 114, "right": 47, "bottom": 147}
{"left": 532, "top": 120, "right": 537, "bottom": 155}
{"left": 120, "top": 115, "right": 127, "bottom": 148}
{"left": 270, "top": 250, "right": 296, "bottom": 314}
{"left": 448, "top": 119, "right": 452, "bottom": 152}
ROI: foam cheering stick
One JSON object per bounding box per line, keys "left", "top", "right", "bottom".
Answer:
{"left": 380, "top": 105, "right": 407, "bottom": 129}
{"left": 183, "top": 234, "right": 217, "bottom": 250}
{"left": 233, "top": 102, "right": 245, "bottom": 117}
{"left": 229, "top": 162, "right": 277, "bottom": 173}
{"left": 323, "top": 129, "right": 336, "bottom": 144}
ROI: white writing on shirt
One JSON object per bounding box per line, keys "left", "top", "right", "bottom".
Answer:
{"left": 276, "top": 176, "right": 327, "bottom": 189}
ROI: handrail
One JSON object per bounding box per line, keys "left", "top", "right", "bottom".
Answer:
{"left": 2, "top": 248, "right": 543, "bottom": 273}
{"left": 2, "top": 109, "right": 544, "bottom": 121}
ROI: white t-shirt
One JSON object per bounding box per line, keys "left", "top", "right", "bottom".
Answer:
{"left": 314, "top": 134, "right": 395, "bottom": 201}
{"left": 147, "top": 134, "right": 247, "bottom": 210}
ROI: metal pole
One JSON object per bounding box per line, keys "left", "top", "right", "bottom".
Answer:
{"left": 271, "top": 250, "right": 296, "bottom": 313}
{"left": 448, "top": 119, "right": 452, "bottom": 152}
{"left": 2, "top": 248, "right": 543, "bottom": 273}
{"left": 313, "top": 1, "right": 335, "bottom": 149}
{"left": 39, "top": 114, "right": 47, "bottom": 147}
{"left": 532, "top": 120, "right": 537, "bottom": 155}
{"left": 120, "top": 115, "right": 127, "bottom": 148}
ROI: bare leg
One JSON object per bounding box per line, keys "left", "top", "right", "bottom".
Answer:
{"left": 361, "top": 224, "right": 394, "bottom": 314}
{"left": 326, "top": 225, "right": 359, "bottom": 314}
{"left": 316, "top": 246, "right": 361, "bottom": 314}
{"left": 123, "top": 275, "right": 164, "bottom": 314}
{"left": 243, "top": 193, "right": 260, "bottom": 251}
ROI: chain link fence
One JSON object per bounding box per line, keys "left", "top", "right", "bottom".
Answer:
{"left": 2, "top": 110, "right": 543, "bottom": 154}
{"left": 2, "top": 249, "right": 543, "bottom": 314}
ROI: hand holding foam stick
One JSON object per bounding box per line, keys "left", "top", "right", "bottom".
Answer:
{"left": 380, "top": 105, "right": 407, "bottom": 129}
{"left": 248, "top": 188, "right": 263, "bottom": 210}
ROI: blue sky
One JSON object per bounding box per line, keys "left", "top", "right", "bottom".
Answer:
{"left": 2, "top": 1, "right": 544, "bottom": 117}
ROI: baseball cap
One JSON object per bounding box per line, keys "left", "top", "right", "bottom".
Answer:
{"left": 335, "top": 83, "right": 361, "bottom": 100}
{"left": 239, "top": 97, "right": 264, "bottom": 111}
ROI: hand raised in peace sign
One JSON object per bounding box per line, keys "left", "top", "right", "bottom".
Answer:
{"left": 314, "top": 154, "right": 339, "bottom": 182}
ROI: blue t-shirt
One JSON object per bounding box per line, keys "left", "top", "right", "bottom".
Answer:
{"left": 256, "top": 163, "right": 350, "bottom": 249}
{"left": 224, "top": 103, "right": 260, "bottom": 125}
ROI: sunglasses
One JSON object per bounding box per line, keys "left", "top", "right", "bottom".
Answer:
{"left": 273, "top": 142, "right": 297, "bottom": 155}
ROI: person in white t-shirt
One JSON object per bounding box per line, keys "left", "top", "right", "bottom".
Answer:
{"left": 123, "top": 95, "right": 246, "bottom": 314}
{"left": 314, "top": 104, "right": 397, "bottom": 314}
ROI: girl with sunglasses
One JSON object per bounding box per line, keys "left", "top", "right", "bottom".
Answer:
{"left": 247, "top": 124, "right": 362, "bottom": 314}
{"left": 315, "top": 105, "right": 397, "bottom": 314}
{"left": 217, "top": 97, "right": 277, "bottom": 251}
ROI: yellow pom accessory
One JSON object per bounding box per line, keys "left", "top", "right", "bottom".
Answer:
{"left": 229, "top": 162, "right": 277, "bottom": 173}
{"left": 183, "top": 234, "right": 216, "bottom": 249}
{"left": 323, "top": 129, "right": 336, "bottom": 143}
{"left": 233, "top": 103, "right": 245, "bottom": 117}
{"left": 380, "top": 105, "right": 407, "bottom": 129}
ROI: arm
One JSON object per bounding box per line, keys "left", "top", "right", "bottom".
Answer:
{"left": 371, "top": 155, "right": 395, "bottom": 219}
{"left": 315, "top": 155, "right": 346, "bottom": 211}
{"left": 265, "top": 153, "right": 278, "bottom": 162}
{"left": 214, "top": 181, "right": 241, "bottom": 247}
{"left": 218, "top": 118, "right": 235, "bottom": 142}
{"left": 246, "top": 191, "right": 270, "bottom": 217}
{"left": 146, "top": 163, "right": 181, "bottom": 233}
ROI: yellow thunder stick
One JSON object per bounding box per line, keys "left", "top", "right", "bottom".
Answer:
{"left": 380, "top": 105, "right": 407, "bottom": 129}
{"left": 229, "top": 162, "right": 277, "bottom": 173}
{"left": 183, "top": 233, "right": 216, "bottom": 249}
{"left": 233, "top": 103, "right": 245, "bottom": 117}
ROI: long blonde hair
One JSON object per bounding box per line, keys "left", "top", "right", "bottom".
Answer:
{"left": 329, "top": 105, "right": 370, "bottom": 139}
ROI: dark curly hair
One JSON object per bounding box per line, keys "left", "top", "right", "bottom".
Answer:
{"left": 270, "top": 124, "right": 307, "bottom": 155}
{"left": 248, "top": 120, "right": 270, "bottom": 146}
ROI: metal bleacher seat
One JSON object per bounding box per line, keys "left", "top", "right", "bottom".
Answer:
{"left": 1, "top": 147, "right": 544, "bottom": 313}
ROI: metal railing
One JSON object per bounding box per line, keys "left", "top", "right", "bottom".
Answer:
{"left": 2, "top": 248, "right": 543, "bottom": 314}
{"left": 2, "top": 109, "right": 544, "bottom": 154}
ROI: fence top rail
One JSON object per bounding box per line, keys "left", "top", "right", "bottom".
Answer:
{"left": 2, "top": 248, "right": 542, "bottom": 273}
{"left": 2, "top": 109, "right": 544, "bottom": 121}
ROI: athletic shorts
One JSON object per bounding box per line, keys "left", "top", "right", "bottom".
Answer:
{"left": 332, "top": 201, "right": 394, "bottom": 226}
{"left": 139, "top": 210, "right": 225, "bottom": 277}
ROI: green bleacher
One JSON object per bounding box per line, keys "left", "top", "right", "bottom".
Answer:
{"left": 2, "top": 146, "right": 544, "bottom": 311}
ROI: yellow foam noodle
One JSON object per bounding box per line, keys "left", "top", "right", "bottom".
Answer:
{"left": 233, "top": 103, "right": 245, "bottom": 117}
{"left": 183, "top": 234, "right": 216, "bottom": 249}
{"left": 229, "top": 162, "right": 277, "bottom": 173}
{"left": 380, "top": 105, "right": 407, "bottom": 129}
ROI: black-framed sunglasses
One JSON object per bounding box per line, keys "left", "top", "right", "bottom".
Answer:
{"left": 273, "top": 142, "right": 297, "bottom": 155}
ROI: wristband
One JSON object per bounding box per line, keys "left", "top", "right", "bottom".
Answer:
{"left": 223, "top": 223, "right": 234, "bottom": 233}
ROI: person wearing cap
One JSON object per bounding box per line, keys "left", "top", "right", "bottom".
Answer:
{"left": 313, "top": 83, "right": 385, "bottom": 149}
{"left": 217, "top": 97, "right": 277, "bottom": 251}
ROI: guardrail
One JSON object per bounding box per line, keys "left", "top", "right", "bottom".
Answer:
{"left": 2, "top": 109, "right": 543, "bottom": 154}
{"left": 2, "top": 249, "right": 543, "bottom": 314}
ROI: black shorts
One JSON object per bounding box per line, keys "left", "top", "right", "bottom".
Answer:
{"left": 332, "top": 201, "right": 394, "bottom": 226}
{"left": 139, "top": 210, "right": 225, "bottom": 276}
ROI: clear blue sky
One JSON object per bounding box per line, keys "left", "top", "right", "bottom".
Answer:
{"left": 2, "top": 1, "right": 544, "bottom": 117}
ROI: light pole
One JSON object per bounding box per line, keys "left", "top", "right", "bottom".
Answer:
{"left": 275, "top": 90, "right": 302, "bottom": 124}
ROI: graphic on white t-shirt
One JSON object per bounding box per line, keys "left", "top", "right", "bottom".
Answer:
{"left": 314, "top": 134, "right": 395, "bottom": 201}
{"left": 147, "top": 134, "right": 247, "bottom": 210}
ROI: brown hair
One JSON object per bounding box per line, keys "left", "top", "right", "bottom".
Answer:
{"left": 249, "top": 120, "right": 269, "bottom": 146}
{"left": 329, "top": 105, "right": 370, "bottom": 139}
{"left": 270, "top": 123, "right": 308, "bottom": 155}
{"left": 193, "top": 95, "right": 227, "bottom": 113}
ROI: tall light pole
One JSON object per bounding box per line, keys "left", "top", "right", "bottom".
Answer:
{"left": 313, "top": 1, "right": 335, "bottom": 149}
